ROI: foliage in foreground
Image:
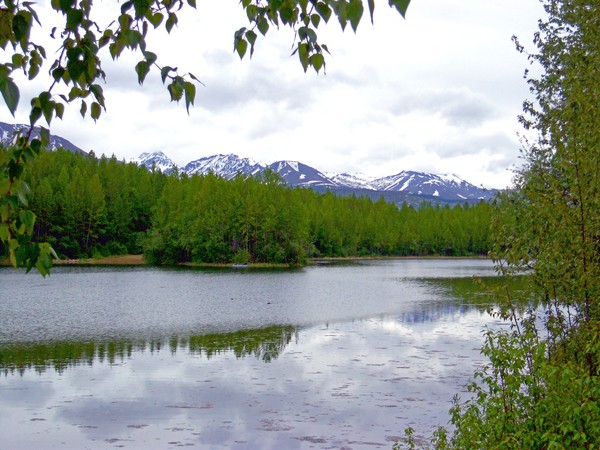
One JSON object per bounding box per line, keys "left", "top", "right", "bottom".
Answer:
{"left": 395, "top": 0, "right": 599, "bottom": 448}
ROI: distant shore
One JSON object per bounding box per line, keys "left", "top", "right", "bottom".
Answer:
{"left": 53, "top": 254, "right": 147, "bottom": 265}
{"left": 2, "top": 253, "right": 490, "bottom": 268}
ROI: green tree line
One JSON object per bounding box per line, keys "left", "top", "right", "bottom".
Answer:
{"left": 1, "top": 147, "right": 493, "bottom": 263}
{"left": 3, "top": 148, "right": 167, "bottom": 259}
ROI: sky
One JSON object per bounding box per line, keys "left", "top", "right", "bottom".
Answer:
{"left": 9, "top": 0, "right": 546, "bottom": 189}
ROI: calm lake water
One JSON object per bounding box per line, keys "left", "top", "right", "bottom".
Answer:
{"left": 0, "top": 259, "right": 506, "bottom": 449}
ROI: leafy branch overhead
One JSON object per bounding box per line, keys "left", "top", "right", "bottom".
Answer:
{"left": 235, "top": 0, "right": 410, "bottom": 73}
{"left": 0, "top": 0, "right": 410, "bottom": 123}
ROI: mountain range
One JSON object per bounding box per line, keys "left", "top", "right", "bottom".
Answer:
{"left": 135, "top": 151, "right": 497, "bottom": 205}
{"left": 0, "top": 120, "right": 496, "bottom": 206}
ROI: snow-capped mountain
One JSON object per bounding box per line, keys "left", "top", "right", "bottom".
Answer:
{"left": 0, "top": 121, "right": 85, "bottom": 154}
{"left": 0, "top": 120, "right": 496, "bottom": 205}
{"left": 134, "top": 151, "right": 497, "bottom": 204}
{"left": 133, "top": 151, "right": 178, "bottom": 174}
{"left": 267, "top": 161, "right": 336, "bottom": 187}
{"left": 327, "top": 172, "right": 378, "bottom": 190}
{"left": 371, "top": 171, "right": 491, "bottom": 200}
{"left": 184, "top": 153, "right": 265, "bottom": 179}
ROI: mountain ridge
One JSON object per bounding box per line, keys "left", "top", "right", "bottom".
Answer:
{"left": 134, "top": 151, "right": 497, "bottom": 204}
{"left": 0, "top": 120, "right": 496, "bottom": 206}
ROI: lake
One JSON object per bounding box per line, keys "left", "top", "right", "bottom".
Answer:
{"left": 0, "top": 259, "right": 506, "bottom": 449}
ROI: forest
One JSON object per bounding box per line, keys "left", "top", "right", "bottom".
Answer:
{"left": 1, "top": 148, "right": 493, "bottom": 265}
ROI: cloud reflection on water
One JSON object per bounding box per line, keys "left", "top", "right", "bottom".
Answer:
{"left": 0, "top": 260, "right": 513, "bottom": 448}
{"left": 0, "top": 307, "right": 502, "bottom": 449}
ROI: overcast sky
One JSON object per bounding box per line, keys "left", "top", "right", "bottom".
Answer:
{"left": 10, "top": 0, "right": 546, "bottom": 188}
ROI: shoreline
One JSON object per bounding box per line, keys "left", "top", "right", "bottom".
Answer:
{"left": 2, "top": 253, "right": 491, "bottom": 268}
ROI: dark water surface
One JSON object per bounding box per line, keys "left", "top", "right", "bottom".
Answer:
{"left": 0, "top": 259, "right": 504, "bottom": 449}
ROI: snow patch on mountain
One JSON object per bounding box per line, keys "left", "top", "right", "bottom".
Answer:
{"left": 184, "top": 154, "right": 265, "bottom": 179}
{"left": 133, "top": 151, "right": 497, "bottom": 203}
{"left": 329, "top": 172, "right": 378, "bottom": 190}
{"left": 134, "top": 151, "right": 178, "bottom": 174}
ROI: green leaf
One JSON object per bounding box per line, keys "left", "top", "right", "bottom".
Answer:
{"left": 54, "top": 101, "right": 64, "bottom": 119}
{"left": 298, "top": 26, "right": 317, "bottom": 43}
{"left": 347, "top": 0, "right": 364, "bottom": 32}
{"left": 29, "top": 106, "right": 42, "bottom": 124}
{"left": 279, "top": 6, "right": 295, "bottom": 24}
{"left": 0, "top": 223, "right": 9, "bottom": 242}
{"left": 19, "top": 209, "right": 36, "bottom": 234}
{"left": 245, "top": 30, "right": 257, "bottom": 46}
{"left": 125, "top": 29, "right": 143, "bottom": 49}
{"left": 367, "top": 0, "right": 375, "bottom": 23}
{"left": 334, "top": 0, "right": 348, "bottom": 31}
{"left": 121, "top": 2, "right": 133, "bottom": 15}
{"left": 28, "top": 62, "right": 40, "bottom": 80}
{"left": 311, "top": 13, "right": 321, "bottom": 28}
{"left": 28, "top": 139, "right": 40, "bottom": 155}
{"left": 246, "top": 29, "right": 257, "bottom": 57}
{"left": 167, "top": 78, "right": 184, "bottom": 102}
{"left": 52, "top": 67, "right": 65, "bottom": 82}
{"left": 66, "top": 8, "right": 83, "bottom": 30}
{"left": 187, "top": 0, "right": 197, "bottom": 7}
{"left": 11, "top": 54, "right": 25, "bottom": 68}
{"left": 246, "top": 4, "right": 258, "bottom": 21}
{"left": 298, "top": 43, "right": 309, "bottom": 72}
{"left": 184, "top": 81, "right": 195, "bottom": 113}
{"left": 80, "top": 100, "right": 87, "bottom": 118}
{"left": 389, "top": 0, "right": 410, "bottom": 18}
{"left": 132, "top": 0, "right": 152, "bottom": 19}
{"left": 35, "top": 243, "right": 56, "bottom": 277}
{"left": 298, "top": 26, "right": 308, "bottom": 40}
{"left": 315, "top": 2, "right": 332, "bottom": 23}
{"left": 109, "top": 39, "right": 125, "bottom": 59}
{"left": 89, "top": 84, "right": 104, "bottom": 101}
{"left": 135, "top": 60, "right": 150, "bottom": 84}
{"left": 12, "top": 11, "right": 31, "bottom": 42}
{"left": 310, "top": 53, "right": 324, "bottom": 73}
{"left": 161, "top": 66, "right": 173, "bottom": 83}
{"left": 257, "top": 17, "right": 269, "bottom": 36}
{"left": 40, "top": 127, "right": 50, "bottom": 147}
{"left": 0, "top": 75, "right": 20, "bottom": 116}
{"left": 118, "top": 13, "right": 132, "bottom": 31}
{"left": 91, "top": 101, "right": 101, "bottom": 121}
{"left": 148, "top": 12, "right": 163, "bottom": 28}
{"left": 166, "top": 12, "right": 178, "bottom": 33}
{"left": 42, "top": 102, "right": 54, "bottom": 125}
{"left": 235, "top": 37, "right": 248, "bottom": 59}
{"left": 99, "top": 29, "right": 113, "bottom": 48}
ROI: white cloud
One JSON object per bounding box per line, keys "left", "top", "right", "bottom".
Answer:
{"left": 9, "top": 0, "right": 545, "bottom": 188}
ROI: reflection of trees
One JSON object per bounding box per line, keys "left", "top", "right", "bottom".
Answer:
{"left": 184, "top": 326, "right": 297, "bottom": 362}
{"left": 400, "top": 276, "right": 536, "bottom": 324}
{"left": 0, "top": 325, "right": 298, "bottom": 375}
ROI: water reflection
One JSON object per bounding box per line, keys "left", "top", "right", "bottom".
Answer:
{"left": 0, "top": 311, "right": 502, "bottom": 449}
{"left": 0, "top": 260, "right": 514, "bottom": 448}
{"left": 0, "top": 326, "right": 298, "bottom": 374}
{"left": 0, "top": 276, "right": 527, "bottom": 376}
